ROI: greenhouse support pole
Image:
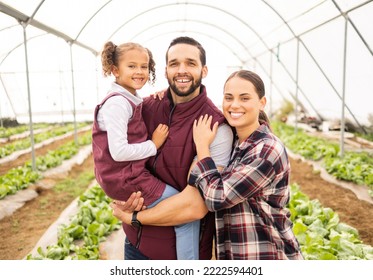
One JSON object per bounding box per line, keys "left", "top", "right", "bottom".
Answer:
{"left": 69, "top": 42, "right": 78, "bottom": 145}
{"left": 0, "top": 75, "right": 18, "bottom": 120}
{"left": 269, "top": 50, "right": 273, "bottom": 119}
{"left": 294, "top": 38, "right": 300, "bottom": 134}
{"left": 0, "top": 91, "right": 2, "bottom": 127}
{"left": 95, "top": 55, "right": 100, "bottom": 104}
{"left": 340, "top": 15, "right": 349, "bottom": 158}
{"left": 59, "top": 68, "right": 65, "bottom": 125}
{"left": 21, "top": 22, "right": 36, "bottom": 171}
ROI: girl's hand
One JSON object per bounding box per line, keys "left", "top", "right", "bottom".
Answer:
{"left": 152, "top": 124, "right": 169, "bottom": 149}
{"left": 193, "top": 114, "right": 218, "bottom": 160}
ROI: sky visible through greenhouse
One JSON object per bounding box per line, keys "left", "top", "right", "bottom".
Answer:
{"left": 0, "top": 0, "right": 372, "bottom": 128}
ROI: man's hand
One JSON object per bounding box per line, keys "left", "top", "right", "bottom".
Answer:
{"left": 110, "top": 191, "right": 145, "bottom": 224}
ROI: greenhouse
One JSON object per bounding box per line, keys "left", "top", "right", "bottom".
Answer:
{"left": 1, "top": 0, "right": 373, "bottom": 267}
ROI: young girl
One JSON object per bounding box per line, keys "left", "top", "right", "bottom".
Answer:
{"left": 190, "top": 70, "right": 303, "bottom": 259}
{"left": 92, "top": 41, "right": 199, "bottom": 260}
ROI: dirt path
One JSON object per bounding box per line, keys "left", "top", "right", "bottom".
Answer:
{"left": 289, "top": 157, "right": 373, "bottom": 246}
{"left": 0, "top": 154, "right": 94, "bottom": 260}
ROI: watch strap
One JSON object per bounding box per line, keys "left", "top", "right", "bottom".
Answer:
{"left": 132, "top": 211, "right": 142, "bottom": 227}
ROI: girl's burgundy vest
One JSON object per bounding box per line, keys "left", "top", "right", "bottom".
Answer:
{"left": 123, "top": 86, "right": 226, "bottom": 259}
{"left": 92, "top": 92, "right": 165, "bottom": 205}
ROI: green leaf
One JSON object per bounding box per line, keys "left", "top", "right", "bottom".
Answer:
{"left": 336, "top": 223, "right": 359, "bottom": 237}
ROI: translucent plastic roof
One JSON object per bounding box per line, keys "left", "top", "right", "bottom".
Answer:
{"left": 0, "top": 0, "right": 372, "bottom": 129}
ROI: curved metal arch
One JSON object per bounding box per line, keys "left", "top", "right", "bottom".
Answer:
{"left": 0, "top": 33, "right": 48, "bottom": 65}
{"left": 131, "top": 27, "right": 292, "bottom": 106}
{"left": 128, "top": 18, "right": 305, "bottom": 110}
{"left": 140, "top": 29, "right": 242, "bottom": 65}
{"left": 138, "top": 29, "right": 290, "bottom": 103}
{"left": 28, "top": 0, "right": 114, "bottom": 43}
{"left": 74, "top": 0, "right": 112, "bottom": 41}
{"left": 78, "top": 0, "right": 330, "bottom": 116}
{"left": 128, "top": 19, "right": 249, "bottom": 64}
{"left": 102, "top": 2, "right": 327, "bottom": 118}
{"left": 4, "top": 0, "right": 370, "bottom": 132}
{"left": 26, "top": 0, "right": 45, "bottom": 26}
{"left": 261, "top": 0, "right": 366, "bottom": 131}
{"left": 142, "top": 29, "right": 297, "bottom": 119}
{"left": 0, "top": 2, "right": 97, "bottom": 54}
{"left": 105, "top": 2, "right": 271, "bottom": 52}
{"left": 332, "top": 0, "right": 372, "bottom": 56}
{"left": 0, "top": 23, "right": 19, "bottom": 32}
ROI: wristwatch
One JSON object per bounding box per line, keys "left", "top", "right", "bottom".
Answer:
{"left": 131, "top": 211, "right": 142, "bottom": 228}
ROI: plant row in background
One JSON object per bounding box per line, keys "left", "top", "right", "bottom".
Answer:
{"left": 272, "top": 121, "right": 373, "bottom": 197}
{"left": 289, "top": 183, "right": 373, "bottom": 260}
{"left": 356, "top": 132, "right": 373, "bottom": 143}
{"left": 0, "top": 123, "right": 50, "bottom": 139}
{"left": 27, "top": 184, "right": 120, "bottom": 260}
{"left": 0, "top": 132, "right": 92, "bottom": 199}
{"left": 0, "top": 122, "right": 90, "bottom": 158}
{"left": 26, "top": 181, "right": 373, "bottom": 260}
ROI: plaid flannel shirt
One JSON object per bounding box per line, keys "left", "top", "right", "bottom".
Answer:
{"left": 189, "top": 124, "right": 303, "bottom": 260}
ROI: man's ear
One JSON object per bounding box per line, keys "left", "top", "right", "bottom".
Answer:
{"left": 202, "top": 65, "right": 208, "bottom": 79}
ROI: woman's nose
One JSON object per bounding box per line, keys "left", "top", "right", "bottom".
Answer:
{"left": 231, "top": 98, "right": 240, "bottom": 108}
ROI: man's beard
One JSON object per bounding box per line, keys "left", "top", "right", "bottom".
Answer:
{"left": 168, "top": 75, "right": 202, "bottom": 97}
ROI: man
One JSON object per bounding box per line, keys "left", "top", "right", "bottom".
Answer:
{"left": 112, "top": 36, "right": 233, "bottom": 260}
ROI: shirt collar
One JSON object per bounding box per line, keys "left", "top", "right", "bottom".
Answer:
{"left": 236, "top": 123, "right": 271, "bottom": 150}
{"left": 109, "top": 82, "right": 143, "bottom": 105}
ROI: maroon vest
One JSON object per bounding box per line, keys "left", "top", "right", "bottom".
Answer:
{"left": 123, "top": 85, "right": 226, "bottom": 259}
{"left": 92, "top": 92, "right": 165, "bottom": 205}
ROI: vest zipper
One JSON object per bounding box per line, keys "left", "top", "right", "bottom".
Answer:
{"left": 152, "top": 104, "right": 176, "bottom": 172}
{"left": 167, "top": 105, "right": 176, "bottom": 126}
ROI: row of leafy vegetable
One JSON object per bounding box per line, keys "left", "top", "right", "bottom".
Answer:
{"left": 0, "top": 123, "right": 50, "bottom": 139}
{"left": 0, "top": 122, "right": 90, "bottom": 159}
{"left": 290, "top": 184, "right": 373, "bottom": 260}
{"left": 26, "top": 182, "right": 373, "bottom": 260}
{"left": 272, "top": 122, "right": 373, "bottom": 197}
{"left": 0, "top": 132, "right": 92, "bottom": 199}
{"left": 27, "top": 184, "right": 120, "bottom": 260}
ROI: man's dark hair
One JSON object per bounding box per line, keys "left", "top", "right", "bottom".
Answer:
{"left": 166, "top": 36, "right": 206, "bottom": 66}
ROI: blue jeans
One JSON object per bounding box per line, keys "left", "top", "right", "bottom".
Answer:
{"left": 125, "top": 185, "right": 200, "bottom": 260}
{"left": 125, "top": 237, "right": 149, "bottom": 260}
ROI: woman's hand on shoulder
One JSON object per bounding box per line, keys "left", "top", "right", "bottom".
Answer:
{"left": 193, "top": 114, "right": 218, "bottom": 160}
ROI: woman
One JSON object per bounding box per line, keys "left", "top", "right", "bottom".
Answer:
{"left": 111, "top": 70, "right": 303, "bottom": 260}
{"left": 189, "top": 70, "right": 303, "bottom": 260}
